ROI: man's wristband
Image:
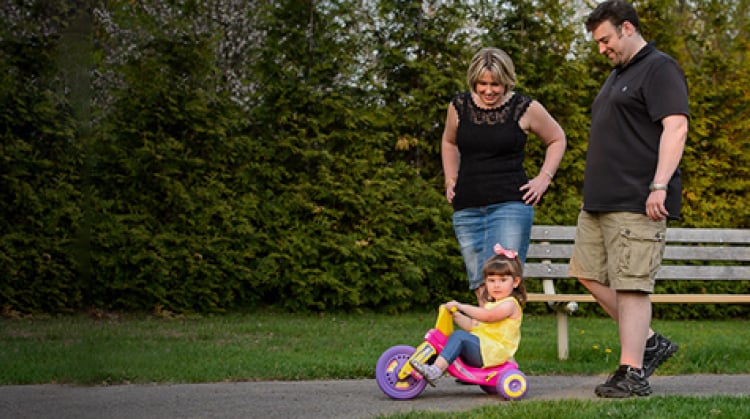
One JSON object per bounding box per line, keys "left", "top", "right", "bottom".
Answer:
{"left": 649, "top": 182, "right": 668, "bottom": 192}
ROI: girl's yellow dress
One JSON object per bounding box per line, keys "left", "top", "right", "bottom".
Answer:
{"left": 471, "top": 296, "right": 522, "bottom": 367}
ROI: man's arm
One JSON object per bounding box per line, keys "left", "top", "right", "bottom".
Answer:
{"left": 646, "top": 114, "right": 689, "bottom": 221}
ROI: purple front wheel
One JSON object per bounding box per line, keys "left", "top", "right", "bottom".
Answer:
{"left": 375, "top": 345, "right": 427, "bottom": 400}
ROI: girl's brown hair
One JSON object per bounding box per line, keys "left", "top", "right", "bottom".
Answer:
{"left": 481, "top": 253, "right": 527, "bottom": 305}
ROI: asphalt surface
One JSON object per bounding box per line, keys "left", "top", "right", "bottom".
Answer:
{"left": 1, "top": 375, "right": 749, "bottom": 419}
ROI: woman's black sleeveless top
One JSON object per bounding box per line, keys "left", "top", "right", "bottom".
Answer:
{"left": 451, "top": 92, "right": 533, "bottom": 211}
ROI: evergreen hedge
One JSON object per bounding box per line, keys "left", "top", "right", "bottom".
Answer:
{"left": 1, "top": 1, "right": 747, "bottom": 318}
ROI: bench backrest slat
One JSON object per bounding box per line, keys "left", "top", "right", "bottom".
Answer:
{"left": 530, "top": 226, "right": 577, "bottom": 241}
{"left": 524, "top": 263, "right": 750, "bottom": 280}
{"left": 663, "top": 246, "right": 750, "bottom": 261}
{"left": 657, "top": 265, "right": 750, "bottom": 280}
{"left": 527, "top": 244, "right": 750, "bottom": 262}
{"left": 530, "top": 226, "right": 750, "bottom": 244}
{"left": 664, "top": 228, "right": 750, "bottom": 244}
{"left": 523, "top": 263, "right": 569, "bottom": 278}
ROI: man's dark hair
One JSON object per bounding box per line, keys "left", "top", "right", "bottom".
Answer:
{"left": 585, "top": 0, "right": 641, "bottom": 33}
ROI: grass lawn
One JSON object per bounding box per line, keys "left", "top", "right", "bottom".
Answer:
{"left": 377, "top": 396, "right": 750, "bottom": 419}
{"left": 1, "top": 311, "right": 748, "bottom": 384}
{"left": 2, "top": 311, "right": 748, "bottom": 418}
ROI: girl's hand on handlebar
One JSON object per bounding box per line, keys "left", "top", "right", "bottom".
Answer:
{"left": 444, "top": 301, "right": 461, "bottom": 312}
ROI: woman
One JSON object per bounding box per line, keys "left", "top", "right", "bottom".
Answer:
{"left": 442, "top": 47, "right": 566, "bottom": 305}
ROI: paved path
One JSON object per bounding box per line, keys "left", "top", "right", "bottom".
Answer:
{"left": 1, "top": 375, "right": 749, "bottom": 419}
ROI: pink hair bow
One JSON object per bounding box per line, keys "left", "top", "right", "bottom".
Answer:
{"left": 494, "top": 243, "right": 518, "bottom": 259}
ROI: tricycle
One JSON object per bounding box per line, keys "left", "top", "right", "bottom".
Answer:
{"left": 375, "top": 306, "right": 528, "bottom": 400}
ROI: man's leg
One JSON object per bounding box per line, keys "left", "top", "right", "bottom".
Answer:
{"left": 616, "top": 291, "right": 652, "bottom": 368}
{"left": 579, "top": 278, "right": 658, "bottom": 341}
{"left": 592, "top": 290, "right": 653, "bottom": 398}
{"left": 578, "top": 278, "right": 617, "bottom": 319}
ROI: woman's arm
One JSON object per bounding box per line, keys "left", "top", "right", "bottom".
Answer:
{"left": 524, "top": 101, "right": 566, "bottom": 177}
{"left": 518, "top": 100, "right": 566, "bottom": 205}
{"left": 441, "top": 103, "right": 460, "bottom": 203}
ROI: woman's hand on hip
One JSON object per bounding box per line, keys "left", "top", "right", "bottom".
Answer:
{"left": 519, "top": 175, "right": 550, "bottom": 206}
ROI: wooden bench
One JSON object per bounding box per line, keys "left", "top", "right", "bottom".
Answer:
{"left": 524, "top": 225, "right": 750, "bottom": 360}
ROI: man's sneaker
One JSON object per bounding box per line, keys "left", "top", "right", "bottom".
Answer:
{"left": 595, "top": 365, "right": 652, "bottom": 398}
{"left": 642, "top": 333, "right": 679, "bottom": 378}
{"left": 409, "top": 359, "right": 442, "bottom": 386}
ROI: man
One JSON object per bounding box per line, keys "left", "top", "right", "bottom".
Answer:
{"left": 569, "top": 0, "right": 689, "bottom": 398}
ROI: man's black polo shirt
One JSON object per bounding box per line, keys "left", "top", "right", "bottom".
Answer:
{"left": 583, "top": 43, "right": 689, "bottom": 219}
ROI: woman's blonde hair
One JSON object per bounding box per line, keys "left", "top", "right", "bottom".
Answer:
{"left": 466, "top": 47, "right": 516, "bottom": 94}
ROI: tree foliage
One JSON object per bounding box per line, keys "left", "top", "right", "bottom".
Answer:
{"left": 0, "top": 0, "right": 747, "bottom": 317}
{"left": 245, "top": 0, "right": 466, "bottom": 312}
{"left": 0, "top": 1, "right": 84, "bottom": 313}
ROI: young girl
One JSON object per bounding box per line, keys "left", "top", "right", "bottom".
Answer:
{"left": 411, "top": 243, "right": 527, "bottom": 385}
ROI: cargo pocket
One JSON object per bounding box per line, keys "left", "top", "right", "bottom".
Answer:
{"left": 618, "top": 227, "right": 666, "bottom": 279}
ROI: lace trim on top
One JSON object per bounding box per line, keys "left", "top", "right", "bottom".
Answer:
{"left": 453, "top": 92, "right": 529, "bottom": 126}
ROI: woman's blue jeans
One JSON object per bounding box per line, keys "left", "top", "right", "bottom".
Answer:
{"left": 441, "top": 330, "right": 483, "bottom": 367}
{"left": 452, "top": 201, "right": 534, "bottom": 290}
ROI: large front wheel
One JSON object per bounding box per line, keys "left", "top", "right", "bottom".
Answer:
{"left": 375, "top": 345, "right": 427, "bottom": 400}
{"left": 496, "top": 369, "right": 528, "bottom": 400}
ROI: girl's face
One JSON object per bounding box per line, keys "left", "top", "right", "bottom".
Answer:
{"left": 485, "top": 274, "right": 519, "bottom": 301}
{"left": 474, "top": 70, "right": 505, "bottom": 108}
